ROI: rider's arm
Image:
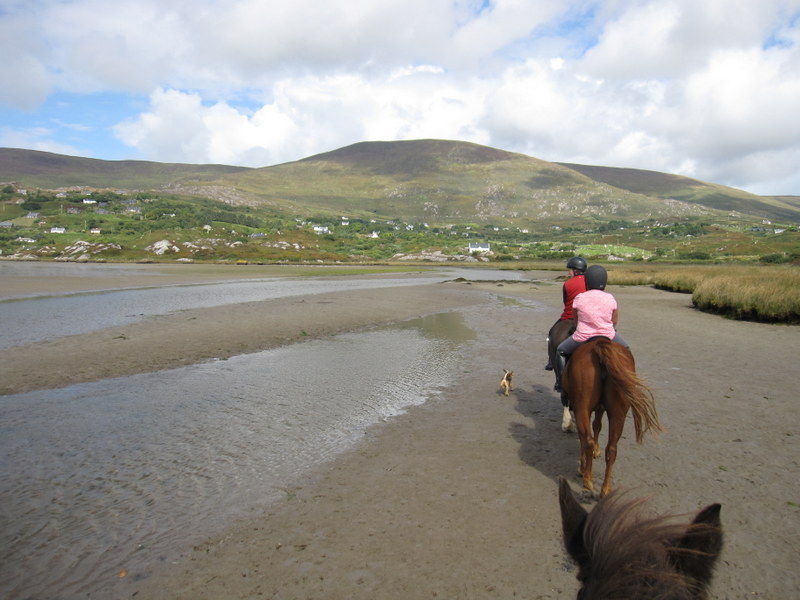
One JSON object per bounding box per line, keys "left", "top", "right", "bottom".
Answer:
{"left": 612, "top": 308, "right": 619, "bottom": 328}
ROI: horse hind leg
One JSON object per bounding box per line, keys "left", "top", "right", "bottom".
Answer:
{"left": 591, "top": 408, "right": 603, "bottom": 458}
{"left": 575, "top": 411, "right": 597, "bottom": 494}
{"left": 599, "top": 408, "right": 627, "bottom": 498}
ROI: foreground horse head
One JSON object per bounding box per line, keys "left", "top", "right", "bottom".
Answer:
{"left": 562, "top": 338, "right": 662, "bottom": 497}
{"left": 559, "top": 478, "right": 723, "bottom": 600}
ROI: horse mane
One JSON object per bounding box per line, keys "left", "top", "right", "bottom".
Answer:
{"left": 594, "top": 339, "right": 663, "bottom": 442}
{"left": 579, "top": 490, "right": 721, "bottom": 599}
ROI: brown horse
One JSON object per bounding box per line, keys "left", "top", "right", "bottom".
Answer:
{"left": 561, "top": 337, "right": 662, "bottom": 497}
{"left": 547, "top": 318, "right": 576, "bottom": 431}
{"left": 558, "top": 477, "right": 723, "bottom": 599}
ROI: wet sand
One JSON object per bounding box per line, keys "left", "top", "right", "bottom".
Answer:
{"left": 2, "top": 266, "right": 798, "bottom": 599}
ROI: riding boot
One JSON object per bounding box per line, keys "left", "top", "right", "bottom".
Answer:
{"left": 545, "top": 336, "right": 553, "bottom": 370}
{"left": 554, "top": 352, "right": 568, "bottom": 392}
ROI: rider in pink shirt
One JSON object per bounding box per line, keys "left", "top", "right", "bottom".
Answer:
{"left": 571, "top": 289, "right": 618, "bottom": 341}
{"left": 553, "top": 265, "right": 628, "bottom": 392}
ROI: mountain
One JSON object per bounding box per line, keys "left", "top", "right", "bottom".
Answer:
{"left": 0, "top": 149, "right": 249, "bottom": 189}
{"left": 2, "top": 141, "right": 798, "bottom": 226}
{"left": 556, "top": 162, "right": 800, "bottom": 223}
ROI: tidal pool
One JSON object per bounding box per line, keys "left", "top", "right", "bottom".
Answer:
{"left": 0, "top": 312, "right": 475, "bottom": 599}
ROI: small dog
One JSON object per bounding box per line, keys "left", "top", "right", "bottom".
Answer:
{"left": 500, "top": 369, "right": 513, "bottom": 396}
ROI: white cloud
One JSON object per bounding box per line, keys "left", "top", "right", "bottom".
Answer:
{"left": 0, "top": 126, "right": 82, "bottom": 157}
{"left": 0, "top": 14, "right": 52, "bottom": 109}
{"left": 115, "top": 67, "right": 491, "bottom": 167}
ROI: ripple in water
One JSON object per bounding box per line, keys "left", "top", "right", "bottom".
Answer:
{"left": 0, "top": 312, "right": 474, "bottom": 599}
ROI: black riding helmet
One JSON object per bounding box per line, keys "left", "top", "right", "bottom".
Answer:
{"left": 566, "top": 256, "right": 587, "bottom": 272}
{"left": 584, "top": 265, "right": 608, "bottom": 290}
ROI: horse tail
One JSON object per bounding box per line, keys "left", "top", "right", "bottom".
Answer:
{"left": 595, "top": 340, "right": 664, "bottom": 443}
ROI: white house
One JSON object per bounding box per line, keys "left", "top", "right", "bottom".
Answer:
{"left": 313, "top": 225, "right": 330, "bottom": 235}
{"left": 468, "top": 242, "right": 491, "bottom": 253}
{"left": 50, "top": 226, "right": 66, "bottom": 234}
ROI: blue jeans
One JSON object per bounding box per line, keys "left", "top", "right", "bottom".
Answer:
{"left": 557, "top": 333, "right": 629, "bottom": 356}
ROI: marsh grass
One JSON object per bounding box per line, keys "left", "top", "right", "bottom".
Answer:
{"left": 606, "top": 264, "right": 800, "bottom": 323}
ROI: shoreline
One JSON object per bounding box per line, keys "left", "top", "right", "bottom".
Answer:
{"left": 2, "top": 268, "right": 798, "bottom": 599}
{"left": 126, "top": 282, "right": 799, "bottom": 600}
{"left": 0, "top": 282, "right": 489, "bottom": 396}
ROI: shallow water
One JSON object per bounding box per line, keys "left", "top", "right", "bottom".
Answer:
{"left": 0, "top": 263, "right": 529, "bottom": 349}
{"left": 0, "top": 312, "right": 476, "bottom": 599}
{"left": 0, "top": 275, "right": 433, "bottom": 349}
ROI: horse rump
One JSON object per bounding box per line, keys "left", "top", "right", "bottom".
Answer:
{"left": 590, "top": 338, "right": 663, "bottom": 442}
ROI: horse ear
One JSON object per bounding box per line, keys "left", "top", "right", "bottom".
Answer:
{"left": 559, "top": 477, "right": 589, "bottom": 564}
{"left": 670, "top": 503, "right": 723, "bottom": 588}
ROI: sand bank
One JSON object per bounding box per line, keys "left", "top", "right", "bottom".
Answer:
{"left": 3, "top": 267, "right": 797, "bottom": 599}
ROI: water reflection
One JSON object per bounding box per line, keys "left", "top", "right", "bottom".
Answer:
{"left": 0, "top": 312, "right": 475, "bottom": 599}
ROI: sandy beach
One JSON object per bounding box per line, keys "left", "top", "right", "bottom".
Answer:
{"left": 2, "top": 264, "right": 798, "bottom": 599}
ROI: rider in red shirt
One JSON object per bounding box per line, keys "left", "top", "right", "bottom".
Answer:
{"left": 560, "top": 257, "right": 587, "bottom": 321}
{"left": 545, "top": 256, "right": 587, "bottom": 371}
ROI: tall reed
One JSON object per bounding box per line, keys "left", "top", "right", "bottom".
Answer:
{"left": 607, "top": 265, "right": 800, "bottom": 323}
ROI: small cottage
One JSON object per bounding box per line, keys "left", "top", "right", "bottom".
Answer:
{"left": 468, "top": 242, "right": 491, "bottom": 253}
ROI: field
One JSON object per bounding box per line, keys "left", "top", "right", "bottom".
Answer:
{"left": 605, "top": 263, "right": 800, "bottom": 322}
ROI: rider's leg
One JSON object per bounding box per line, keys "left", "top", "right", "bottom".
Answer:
{"left": 611, "top": 333, "right": 629, "bottom": 348}
{"left": 545, "top": 319, "right": 560, "bottom": 370}
{"left": 554, "top": 352, "right": 567, "bottom": 391}
{"left": 554, "top": 337, "right": 579, "bottom": 392}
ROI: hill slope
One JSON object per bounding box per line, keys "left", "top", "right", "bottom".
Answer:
{"left": 207, "top": 140, "right": 714, "bottom": 224}
{"left": 0, "top": 148, "right": 249, "bottom": 190}
{"left": 2, "top": 141, "right": 798, "bottom": 225}
{"left": 557, "top": 162, "right": 800, "bottom": 222}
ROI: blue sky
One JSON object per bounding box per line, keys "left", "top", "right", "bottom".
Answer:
{"left": 1, "top": 0, "right": 799, "bottom": 195}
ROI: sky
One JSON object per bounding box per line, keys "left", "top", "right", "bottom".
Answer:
{"left": 1, "top": 0, "right": 799, "bottom": 196}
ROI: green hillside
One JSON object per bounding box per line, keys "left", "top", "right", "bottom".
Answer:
{"left": 2, "top": 141, "right": 798, "bottom": 227}
{"left": 557, "top": 162, "right": 800, "bottom": 222}
{"left": 0, "top": 148, "right": 249, "bottom": 190}
{"left": 197, "top": 140, "right": 729, "bottom": 226}
{"left": 1, "top": 140, "right": 798, "bottom": 266}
